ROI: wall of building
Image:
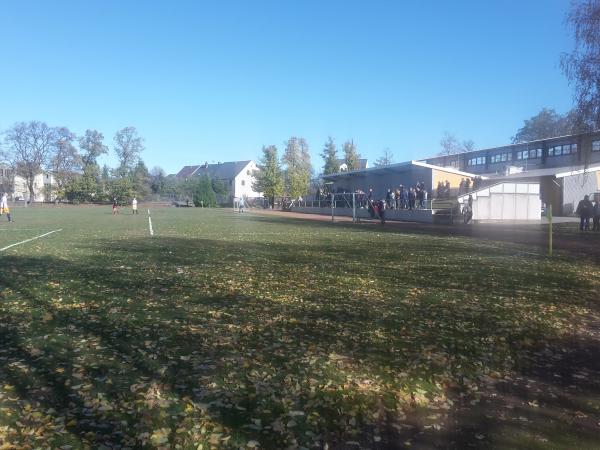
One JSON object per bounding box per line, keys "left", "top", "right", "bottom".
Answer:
{"left": 11, "top": 173, "right": 54, "bottom": 202}
{"left": 459, "top": 183, "right": 541, "bottom": 221}
{"left": 432, "top": 169, "right": 469, "bottom": 190}
{"left": 329, "top": 166, "right": 433, "bottom": 200}
{"left": 562, "top": 171, "right": 599, "bottom": 215}
{"left": 423, "top": 132, "right": 600, "bottom": 175}
{"left": 234, "top": 161, "right": 262, "bottom": 199}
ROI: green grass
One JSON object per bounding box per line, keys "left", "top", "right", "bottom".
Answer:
{"left": 0, "top": 206, "right": 599, "bottom": 449}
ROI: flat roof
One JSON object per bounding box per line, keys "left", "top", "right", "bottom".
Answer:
{"left": 321, "top": 160, "right": 480, "bottom": 180}
{"left": 420, "top": 130, "right": 600, "bottom": 162}
{"left": 486, "top": 164, "right": 600, "bottom": 180}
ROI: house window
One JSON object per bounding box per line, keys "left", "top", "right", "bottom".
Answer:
{"left": 246, "top": 170, "right": 250, "bottom": 175}
{"left": 592, "top": 140, "right": 600, "bottom": 152}
{"left": 536, "top": 148, "right": 542, "bottom": 158}
{"left": 241, "top": 180, "right": 245, "bottom": 186}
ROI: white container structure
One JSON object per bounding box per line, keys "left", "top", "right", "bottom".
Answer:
{"left": 458, "top": 182, "right": 541, "bottom": 221}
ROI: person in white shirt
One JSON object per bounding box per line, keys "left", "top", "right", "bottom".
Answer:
{"left": 132, "top": 197, "right": 138, "bottom": 215}
{"left": 1, "top": 193, "right": 12, "bottom": 222}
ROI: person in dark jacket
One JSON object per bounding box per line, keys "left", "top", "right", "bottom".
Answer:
{"left": 593, "top": 200, "right": 600, "bottom": 232}
{"left": 576, "top": 195, "right": 593, "bottom": 231}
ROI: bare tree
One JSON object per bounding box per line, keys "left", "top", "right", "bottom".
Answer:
{"left": 438, "top": 132, "right": 475, "bottom": 155}
{"left": 3, "top": 121, "right": 57, "bottom": 203}
{"left": 561, "top": 0, "right": 600, "bottom": 129}
{"left": 114, "top": 127, "right": 145, "bottom": 175}
{"left": 374, "top": 148, "right": 394, "bottom": 166}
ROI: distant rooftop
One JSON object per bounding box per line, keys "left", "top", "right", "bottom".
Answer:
{"left": 176, "top": 161, "right": 252, "bottom": 180}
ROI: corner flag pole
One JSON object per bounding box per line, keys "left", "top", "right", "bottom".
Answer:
{"left": 548, "top": 203, "right": 553, "bottom": 257}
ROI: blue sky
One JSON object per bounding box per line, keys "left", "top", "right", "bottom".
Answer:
{"left": 0, "top": 0, "right": 575, "bottom": 174}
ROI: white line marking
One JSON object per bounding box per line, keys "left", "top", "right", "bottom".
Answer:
{"left": 148, "top": 216, "right": 154, "bottom": 236}
{"left": 0, "top": 229, "right": 63, "bottom": 252}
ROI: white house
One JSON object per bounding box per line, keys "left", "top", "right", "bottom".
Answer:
{"left": 176, "top": 160, "right": 261, "bottom": 201}
{"left": 0, "top": 163, "right": 55, "bottom": 202}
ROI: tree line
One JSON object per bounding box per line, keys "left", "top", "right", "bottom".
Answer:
{"left": 253, "top": 136, "right": 365, "bottom": 206}
{"left": 0, "top": 121, "right": 150, "bottom": 204}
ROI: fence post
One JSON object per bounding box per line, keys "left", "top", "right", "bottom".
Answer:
{"left": 352, "top": 193, "right": 356, "bottom": 223}
{"left": 548, "top": 203, "right": 553, "bottom": 257}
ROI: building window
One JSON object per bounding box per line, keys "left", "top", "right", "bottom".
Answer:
{"left": 490, "top": 153, "right": 511, "bottom": 163}
{"left": 549, "top": 146, "right": 562, "bottom": 156}
{"left": 592, "top": 140, "right": 600, "bottom": 152}
{"left": 241, "top": 180, "right": 245, "bottom": 186}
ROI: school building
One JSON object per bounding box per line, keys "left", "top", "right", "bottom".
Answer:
{"left": 319, "top": 131, "right": 600, "bottom": 218}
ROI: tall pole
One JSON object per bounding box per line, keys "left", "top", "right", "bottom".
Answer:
{"left": 352, "top": 193, "right": 356, "bottom": 223}
{"left": 331, "top": 193, "right": 334, "bottom": 221}
{"left": 548, "top": 203, "right": 553, "bottom": 257}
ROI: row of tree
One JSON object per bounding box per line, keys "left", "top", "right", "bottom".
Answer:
{"left": 253, "top": 136, "right": 367, "bottom": 206}
{"left": 0, "top": 121, "right": 150, "bottom": 203}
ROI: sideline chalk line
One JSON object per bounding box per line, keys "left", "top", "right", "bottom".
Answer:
{"left": 0, "top": 229, "right": 63, "bottom": 252}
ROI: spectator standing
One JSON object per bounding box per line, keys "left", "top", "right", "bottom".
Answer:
{"left": 592, "top": 200, "right": 600, "bottom": 231}
{"left": 576, "top": 195, "right": 593, "bottom": 231}
{"left": 408, "top": 187, "right": 416, "bottom": 210}
{"left": 132, "top": 197, "right": 138, "bottom": 215}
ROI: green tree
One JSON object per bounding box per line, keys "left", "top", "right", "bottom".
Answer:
{"left": 149, "top": 166, "right": 167, "bottom": 195}
{"left": 343, "top": 139, "right": 360, "bottom": 171}
{"left": 71, "top": 129, "right": 108, "bottom": 203}
{"left": 282, "top": 137, "right": 312, "bottom": 199}
{"left": 321, "top": 136, "right": 338, "bottom": 175}
{"left": 114, "top": 127, "right": 144, "bottom": 176}
{"left": 79, "top": 129, "right": 108, "bottom": 167}
{"left": 51, "top": 127, "right": 81, "bottom": 201}
{"left": 211, "top": 177, "right": 230, "bottom": 204}
{"left": 107, "top": 176, "right": 135, "bottom": 204}
{"left": 193, "top": 174, "right": 216, "bottom": 207}
{"left": 561, "top": 0, "right": 600, "bottom": 129}
{"left": 131, "top": 160, "right": 150, "bottom": 198}
{"left": 253, "top": 145, "right": 283, "bottom": 208}
{"left": 511, "top": 108, "right": 574, "bottom": 143}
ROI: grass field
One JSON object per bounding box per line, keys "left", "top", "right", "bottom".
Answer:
{"left": 0, "top": 206, "right": 599, "bottom": 449}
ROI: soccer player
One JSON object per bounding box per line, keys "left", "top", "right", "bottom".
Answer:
{"left": 1, "top": 192, "right": 13, "bottom": 222}
{"left": 112, "top": 198, "right": 119, "bottom": 215}
{"left": 132, "top": 197, "right": 138, "bottom": 215}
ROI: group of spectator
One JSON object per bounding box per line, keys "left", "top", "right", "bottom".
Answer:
{"left": 380, "top": 182, "right": 429, "bottom": 210}
{"left": 576, "top": 195, "right": 600, "bottom": 231}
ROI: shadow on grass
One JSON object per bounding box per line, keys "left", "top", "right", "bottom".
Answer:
{"left": 245, "top": 211, "right": 600, "bottom": 264}
{"left": 0, "top": 232, "right": 599, "bottom": 448}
